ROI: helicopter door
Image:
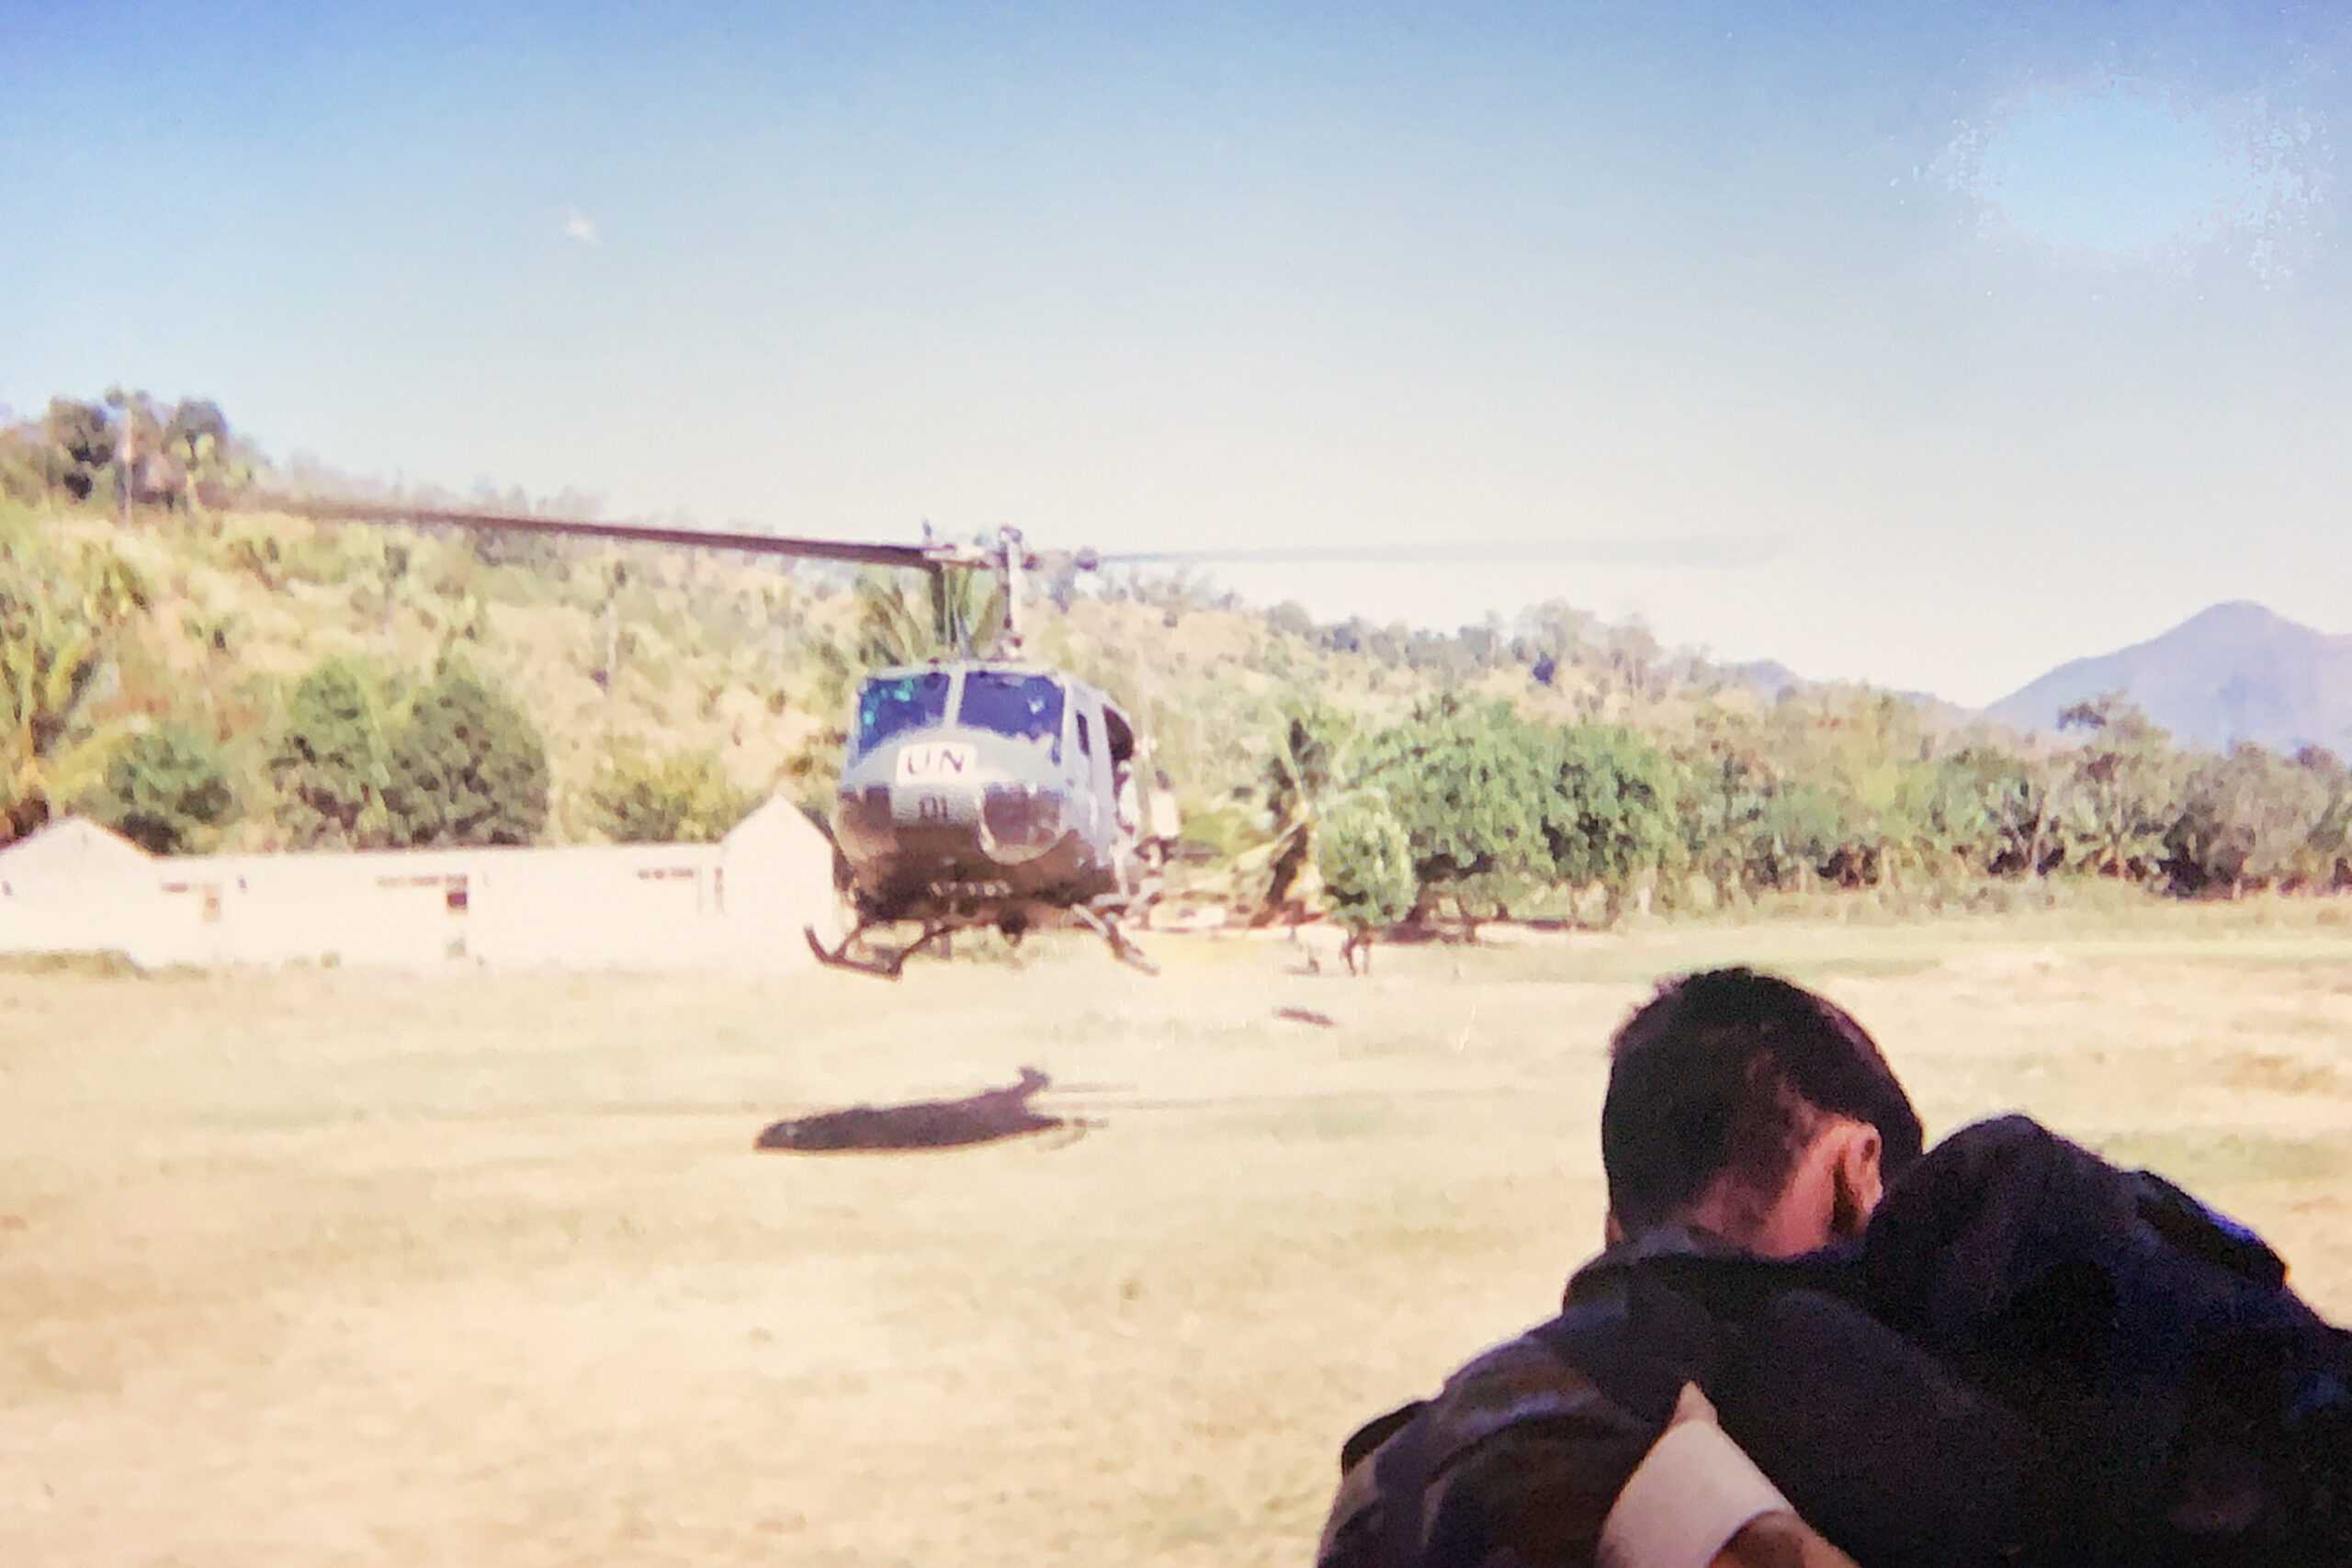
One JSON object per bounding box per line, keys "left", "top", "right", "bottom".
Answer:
{"left": 1099, "top": 702, "right": 1140, "bottom": 843}
{"left": 1070, "top": 698, "right": 1105, "bottom": 840}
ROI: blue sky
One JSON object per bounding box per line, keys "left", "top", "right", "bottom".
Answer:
{"left": 4, "top": 1, "right": 2346, "bottom": 705}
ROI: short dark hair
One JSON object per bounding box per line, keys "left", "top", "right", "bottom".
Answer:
{"left": 1600, "top": 967, "right": 1922, "bottom": 1235}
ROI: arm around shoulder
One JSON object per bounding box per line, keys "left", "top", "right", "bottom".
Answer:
{"left": 1600, "top": 1385, "right": 1860, "bottom": 1568}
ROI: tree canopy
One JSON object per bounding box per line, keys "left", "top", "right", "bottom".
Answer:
{"left": 385, "top": 656, "right": 550, "bottom": 847}
{"left": 2, "top": 386, "right": 2346, "bottom": 918}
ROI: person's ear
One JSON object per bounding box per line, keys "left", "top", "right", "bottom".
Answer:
{"left": 1604, "top": 1209, "right": 1625, "bottom": 1247}
{"left": 1830, "top": 1124, "right": 1883, "bottom": 1239}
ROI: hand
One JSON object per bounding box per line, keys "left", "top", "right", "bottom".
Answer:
{"left": 1671, "top": 1385, "right": 1861, "bottom": 1568}
{"left": 1668, "top": 1382, "right": 1721, "bottom": 1430}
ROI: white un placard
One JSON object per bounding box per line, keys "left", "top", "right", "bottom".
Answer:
{"left": 895, "top": 743, "right": 977, "bottom": 783}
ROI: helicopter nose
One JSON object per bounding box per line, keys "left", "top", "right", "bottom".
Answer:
{"left": 980, "top": 783, "right": 1065, "bottom": 854}
{"left": 834, "top": 784, "right": 895, "bottom": 849}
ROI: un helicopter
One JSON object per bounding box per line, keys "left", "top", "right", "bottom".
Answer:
{"left": 240, "top": 487, "right": 1774, "bottom": 978}
{"left": 240, "top": 490, "right": 1203, "bottom": 976}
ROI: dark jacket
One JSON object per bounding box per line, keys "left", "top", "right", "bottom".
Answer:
{"left": 1318, "top": 1116, "right": 2352, "bottom": 1568}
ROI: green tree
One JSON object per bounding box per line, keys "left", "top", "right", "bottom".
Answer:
{"left": 0, "top": 421, "right": 44, "bottom": 502}
{"left": 1314, "top": 796, "right": 1417, "bottom": 936}
{"left": 1359, "top": 701, "right": 1558, "bottom": 924}
{"left": 1543, "top": 725, "right": 1678, "bottom": 921}
{"left": 1940, "top": 744, "right": 2065, "bottom": 879}
{"left": 2165, "top": 743, "right": 2327, "bottom": 897}
{"left": 267, "top": 656, "right": 399, "bottom": 847}
{"left": 583, "top": 745, "right": 753, "bottom": 843}
{"left": 100, "top": 387, "right": 183, "bottom": 514}
{"left": 1676, "top": 725, "right": 1774, "bottom": 907}
{"left": 1, "top": 526, "right": 147, "bottom": 841}
{"left": 1911, "top": 750, "right": 1998, "bottom": 882}
{"left": 850, "top": 566, "right": 1005, "bottom": 667}
{"left": 2292, "top": 746, "right": 2352, "bottom": 890}
{"left": 164, "top": 398, "right": 228, "bottom": 468}
{"left": 1257, "top": 695, "right": 1361, "bottom": 912}
{"left": 1675, "top": 717, "right": 1849, "bottom": 901}
{"left": 1764, "top": 691, "right": 1933, "bottom": 892}
{"left": 1267, "top": 601, "right": 1317, "bottom": 640}
{"left": 81, "top": 721, "right": 239, "bottom": 853}
{"left": 384, "top": 656, "right": 549, "bottom": 846}
{"left": 40, "top": 398, "right": 114, "bottom": 502}
{"left": 2057, "top": 694, "right": 2179, "bottom": 882}
{"left": 1514, "top": 598, "right": 1596, "bottom": 684}
{"left": 1752, "top": 777, "right": 1844, "bottom": 891}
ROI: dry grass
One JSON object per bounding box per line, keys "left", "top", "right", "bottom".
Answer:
{"left": 3, "top": 909, "right": 2348, "bottom": 1566}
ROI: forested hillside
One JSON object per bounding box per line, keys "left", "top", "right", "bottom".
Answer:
{"left": 6, "top": 390, "right": 2349, "bottom": 920}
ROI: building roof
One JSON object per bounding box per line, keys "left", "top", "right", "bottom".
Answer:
{"left": 0, "top": 816, "right": 153, "bottom": 878}
{"left": 719, "top": 793, "right": 829, "bottom": 852}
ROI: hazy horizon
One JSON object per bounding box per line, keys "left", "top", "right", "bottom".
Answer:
{"left": 6, "top": 2, "right": 2346, "bottom": 707}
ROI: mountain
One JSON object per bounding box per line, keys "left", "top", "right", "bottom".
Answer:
{"left": 1726, "top": 659, "right": 1802, "bottom": 700}
{"left": 1984, "top": 602, "right": 2352, "bottom": 753}
{"left": 1724, "top": 660, "right": 1980, "bottom": 730}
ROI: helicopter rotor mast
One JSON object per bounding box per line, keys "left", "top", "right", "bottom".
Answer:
{"left": 997, "top": 525, "right": 1027, "bottom": 656}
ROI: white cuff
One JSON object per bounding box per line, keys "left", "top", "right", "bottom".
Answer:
{"left": 1596, "top": 1420, "right": 1792, "bottom": 1568}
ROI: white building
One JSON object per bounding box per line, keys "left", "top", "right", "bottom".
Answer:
{"left": 0, "top": 798, "right": 845, "bottom": 973}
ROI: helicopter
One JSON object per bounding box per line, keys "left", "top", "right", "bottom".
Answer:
{"left": 239, "top": 491, "right": 1192, "bottom": 976}
{"left": 239, "top": 487, "right": 1777, "bottom": 977}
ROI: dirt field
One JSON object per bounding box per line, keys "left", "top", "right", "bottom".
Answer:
{"left": 4, "top": 910, "right": 2348, "bottom": 1566}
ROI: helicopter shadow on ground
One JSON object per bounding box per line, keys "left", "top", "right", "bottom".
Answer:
{"left": 754, "top": 1066, "right": 1102, "bottom": 1154}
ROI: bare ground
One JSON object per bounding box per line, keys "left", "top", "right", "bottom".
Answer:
{"left": 2, "top": 910, "right": 2347, "bottom": 1566}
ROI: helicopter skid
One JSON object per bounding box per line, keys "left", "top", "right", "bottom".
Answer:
{"left": 804, "top": 917, "right": 960, "bottom": 980}
{"left": 805, "top": 895, "right": 1158, "bottom": 980}
{"left": 1072, "top": 901, "right": 1159, "bottom": 976}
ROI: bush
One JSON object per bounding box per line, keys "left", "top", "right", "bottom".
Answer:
{"left": 384, "top": 656, "right": 548, "bottom": 846}
{"left": 219, "top": 523, "right": 285, "bottom": 589}
{"left": 582, "top": 745, "right": 752, "bottom": 843}
{"left": 1357, "top": 701, "right": 1558, "bottom": 916}
{"left": 81, "top": 721, "right": 239, "bottom": 853}
{"left": 267, "top": 656, "right": 397, "bottom": 847}
{"left": 1544, "top": 725, "right": 1679, "bottom": 915}
{"left": 1315, "top": 797, "right": 1417, "bottom": 931}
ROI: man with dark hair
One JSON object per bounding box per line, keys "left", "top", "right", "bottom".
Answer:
{"left": 1600, "top": 967, "right": 1921, "bottom": 1256}
{"left": 1317, "top": 967, "right": 1916, "bottom": 1568}
{"left": 1317, "top": 967, "right": 2352, "bottom": 1566}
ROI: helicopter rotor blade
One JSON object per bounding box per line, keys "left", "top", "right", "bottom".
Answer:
{"left": 1081, "top": 536, "right": 1781, "bottom": 569}
{"left": 240, "top": 492, "right": 967, "bottom": 572}
{"left": 232, "top": 491, "right": 1777, "bottom": 575}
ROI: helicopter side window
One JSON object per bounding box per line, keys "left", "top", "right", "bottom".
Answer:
{"left": 854, "top": 671, "right": 953, "bottom": 756}
{"left": 959, "top": 671, "right": 1065, "bottom": 761}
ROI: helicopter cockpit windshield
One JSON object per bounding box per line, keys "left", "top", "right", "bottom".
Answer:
{"left": 854, "top": 671, "right": 952, "bottom": 756}
{"left": 958, "top": 671, "right": 1064, "bottom": 760}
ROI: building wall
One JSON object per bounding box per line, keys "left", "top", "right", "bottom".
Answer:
{"left": 0, "top": 801, "right": 844, "bottom": 974}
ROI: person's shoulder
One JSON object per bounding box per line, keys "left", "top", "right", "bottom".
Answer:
{"left": 1320, "top": 1326, "right": 1657, "bottom": 1568}
{"left": 1332, "top": 1329, "right": 1613, "bottom": 1480}
{"left": 1435, "top": 1329, "right": 1631, "bottom": 1447}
